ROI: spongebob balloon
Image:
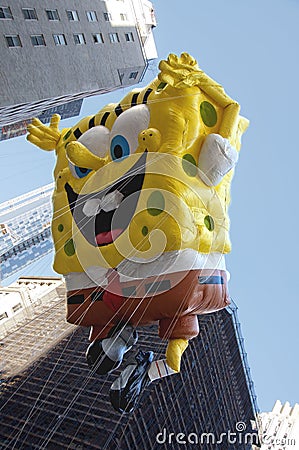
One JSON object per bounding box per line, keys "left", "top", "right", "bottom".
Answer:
{"left": 27, "top": 53, "right": 248, "bottom": 413}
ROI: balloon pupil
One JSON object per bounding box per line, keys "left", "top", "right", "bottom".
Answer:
{"left": 114, "top": 144, "right": 123, "bottom": 159}
{"left": 80, "top": 167, "right": 88, "bottom": 173}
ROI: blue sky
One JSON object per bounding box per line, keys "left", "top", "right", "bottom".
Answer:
{"left": 1, "top": 0, "right": 299, "bottom": 413}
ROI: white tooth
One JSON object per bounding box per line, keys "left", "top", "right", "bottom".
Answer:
{"left": 82, "top": 198, "right": 102, "bottom": 217}
{"left": 101, "top": 190, "right": 124, "bottom": 212}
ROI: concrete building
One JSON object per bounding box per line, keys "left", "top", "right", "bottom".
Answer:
{"left": 0, "top": 276, "right": 259, "bottom": 449}
{"left": 0, "top": 183, "right": 53, "bottom": 280}
{"left": 0, "top": 275, "right": 67, "bottom": 341}
{"left": 253, "top": 400, "right": 299, "bottom": 450}
{"left": 0, "top": 0, "right": 157, "bottom": 127}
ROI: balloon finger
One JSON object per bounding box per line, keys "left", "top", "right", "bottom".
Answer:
{"left": 27, "top": 134, "right": 42, "bottom": 146}
{"left": 27, "top": 124, "right": 48, "bottom": 140}
{"left": 30, "top": 117, "right": 44, "bottom": 128}
{"left": 50, "top": 114, "right": 61, "bottom": 130}
{"left": 26, "top": 134, "right": 54, "bottom": 150}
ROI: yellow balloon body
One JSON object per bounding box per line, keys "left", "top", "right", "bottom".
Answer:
{"left": 30, "top": 53, "right": 248, "bottom": 276}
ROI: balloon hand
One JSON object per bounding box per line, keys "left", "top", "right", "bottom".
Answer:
{"left": 27, "top": 114, "right": 61, "bottom": 151}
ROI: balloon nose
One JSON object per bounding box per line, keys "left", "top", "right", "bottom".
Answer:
{"left": 66, "top": 141, "right": 105, "bottom": 170}
{"left": 138, "top": 128, "right": 161, "bottom": 152}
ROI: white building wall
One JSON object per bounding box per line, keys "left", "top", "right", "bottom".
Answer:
{"left": 254, "top": 400, "right": 299, "bottom": 450}
{"left": 0, "top": 276, "right": 65, "bottom": 337}
{"left": 101, "top": 0, "right": 157, "bottom": 60}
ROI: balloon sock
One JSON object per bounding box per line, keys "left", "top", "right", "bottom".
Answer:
{"left": 147, "top": 359, "right": 177, "bottom": 381}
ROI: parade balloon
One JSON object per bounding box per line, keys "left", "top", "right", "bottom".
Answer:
{"left": 27, "top": 52, "right": 248, "bottom": 412}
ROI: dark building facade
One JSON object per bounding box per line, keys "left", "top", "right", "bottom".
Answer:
{"left": 0, "top": 299, "right": 259, "bottom": 450}
{"left": 0, "top": 99, "right": 83, "bottom": 141}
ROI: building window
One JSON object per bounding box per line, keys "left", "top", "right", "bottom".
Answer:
{"left": 118, "top": 71, "right": 124, "bottom": 83}
{"left": 12, "top": 303, "right": 22, "bottom": 313}
{"left": 53, "top": 34, "right": 67, "bottom": 46}
{"left": 129, "top": 71, "right": 138, "bottom": 80}
{"left": 125, "top": 32, "right": 134, "bottom": 42}
{"left": 66, "top": 10, "right": 79, "bottom": 21}
{"left": 73, "top": 33, "right": 85, "bottom": 45}
{"left": 120, "top": 13, "right": 127, "bottom": 21}
{"left": 103, "top": 12, "right": 112, "bottom": 21}
{"left": 0, "top": 312, "right": 8, "bottom": 320}
{"left": 0, "top": 6, "right": 12, "bottom": 19}
{"left": 46, "top": 9, "right": 59, "bottom": 21}
{"left": 92, "top": 33, "right": 104, "bottom": 44}
{"left": 5, "top": 35, "right": 21, "bottom": 47}
{"left": 22, "top": 8, "right": 37, "bottom": 20}
{"left": 86, "top": 10, "right": 97, "bottom": 22}
{"left": 31, "top": 34, "right": 46, "bottom": 46}
{"left": 109, "top": 32, "right": 119, "bottom": 43}
{"left": 1, "top": 224, "right": 7, "bottom": 234}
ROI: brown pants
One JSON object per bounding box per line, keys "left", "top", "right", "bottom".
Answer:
{"left": 66, "top": 269, "right": 229, "bottom": 341}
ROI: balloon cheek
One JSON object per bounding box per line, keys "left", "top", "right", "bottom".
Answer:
{"left": 138, "top": 128, "right": 161, "bottom": 152}
{"left": 56, "top": 168, "right": 70, "bottom": 191}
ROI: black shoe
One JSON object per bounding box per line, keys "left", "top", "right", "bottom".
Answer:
{"left": 86, "top": 323, "right": 138, "bottom": 375}
{"left": 110, "top": 350, "right": 154, "bottom": 413}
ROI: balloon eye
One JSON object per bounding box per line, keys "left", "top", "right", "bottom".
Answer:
{"left": 74, "top": 166, "right": 92, "bottom": 178}
{"left": 110, "top": 135, "right": 130, "bottom": 161}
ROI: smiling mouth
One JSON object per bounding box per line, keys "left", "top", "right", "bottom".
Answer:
{"left": 65, "top": 151, "right": 147, "bottom": 247}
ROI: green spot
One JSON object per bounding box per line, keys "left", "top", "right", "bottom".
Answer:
{"left": 64, "top": 239, "right": 75, "bottom": 256}
{"left": 147, "top": 191, "right": 165, "bottom": 216}
{"left": 182, "top": 154, "right": 197, "bottom": 177}
{"left": 58, "top": 224, "right": 64, "bottom": 232}
{"left": 204, "top": 215, "right": 215, "bottom": 231}
{"left": 200, "top": 101, "right": 217, "bottom": 127}
{"left": 157, "top": 82, "right": 167, "bottom": 92}
{"left": 63, "top": 129, "right": 72, "bottom": 141}
{"left": 142, "top": 226, "right": 148, "bottom": 236}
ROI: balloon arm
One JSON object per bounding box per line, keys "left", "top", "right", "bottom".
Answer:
{"left": 198, "top": 134, "right": 239, "bottom": 186}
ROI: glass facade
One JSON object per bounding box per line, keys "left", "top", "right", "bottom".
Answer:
{"left": 0, "top": 184, "right": 54, "bottom": 280}
{"left": 0, "top": 308, "right": 259, "bottom": 449}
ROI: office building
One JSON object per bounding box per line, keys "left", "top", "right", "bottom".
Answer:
{"left": 0, "top": 183, "right": 53, "bottom": 281}
{"left": 253, "top": 400, "right": 299, "bottom": 449}
{"left": 0, "top": 276, "right": 68, "bottom": 341}
{"left": 0, "top": 278, "right": 259, "bottom": 449}
{"left": 0, "top": 0, "right": 157, "bottom": 128}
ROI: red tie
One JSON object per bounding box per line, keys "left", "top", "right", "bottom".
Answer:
{"left": 103, "top": 269, "right": 124, "bottom": 312}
